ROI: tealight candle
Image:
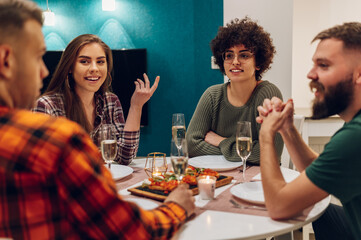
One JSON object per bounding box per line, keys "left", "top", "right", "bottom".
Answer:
{"left": 197, "top": 175, "right": 217, "bottom": 200}
{"left": 144, "top": 152, "right": 167, "bottom": 177}
{"left": 152, "top": 171, "right": 162, "bottom": 177}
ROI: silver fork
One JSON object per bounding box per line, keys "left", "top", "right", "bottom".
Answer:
{"left": 229, "top": 199, "right": 267, "bottom": 211}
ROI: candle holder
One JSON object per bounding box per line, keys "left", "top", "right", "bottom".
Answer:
{"left": 197, "top": 175, "right": 217, "bottom": 200}
{"left": 144, "top": 152, "right": 168, "bottom": 177}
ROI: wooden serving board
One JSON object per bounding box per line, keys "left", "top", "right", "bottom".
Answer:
{"left": 127, "top": 175, "right": 234, "bottom": 201}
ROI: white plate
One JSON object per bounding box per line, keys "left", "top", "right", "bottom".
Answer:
{"left": 188, "top": 155, "right": 242, "bottom": 171}
{"left": 251, "top": 167, "right": 300, "bottom": 183}
{"left": 230, "top": 181, "right": 265, "bottom": 204}
{"left": 107, "top": 164, "right": 133, "bottom": 180}
{"left": 126, "top": 198, "right": 159, "bottom": 210}
{"left": 231, "top": 167, "right": 300, "bottom": 204}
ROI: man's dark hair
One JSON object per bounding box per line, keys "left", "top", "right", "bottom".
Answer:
{"left": 0, "top": 0, "right": 43, "bottom": 44}
{"left": 312, "top": 22, "right": 361, "bottom": 51}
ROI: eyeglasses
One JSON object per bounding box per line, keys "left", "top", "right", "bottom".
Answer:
{"left": 222, "top": 51, "right": 254, "bottom": 63}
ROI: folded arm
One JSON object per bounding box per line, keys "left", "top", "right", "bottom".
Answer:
{"left": 186, "top": 92, "right": 223, "bottom": 157}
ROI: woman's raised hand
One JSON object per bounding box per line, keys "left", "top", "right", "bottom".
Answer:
{"left": 130, "top": 73, "right": 160, "bottom": 108}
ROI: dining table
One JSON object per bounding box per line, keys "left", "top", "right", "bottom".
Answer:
{"left": 114, "top": 157, "right": 330, "bottom": 240}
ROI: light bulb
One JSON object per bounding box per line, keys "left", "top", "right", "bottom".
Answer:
{"left": 102, "top": 0, "right": 115, "bottom": 11}
{"left": 43, "top": 10, "right": 55, "bottom": 26}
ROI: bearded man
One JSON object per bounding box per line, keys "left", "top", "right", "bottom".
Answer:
{"left": 256, "top": 22, "right": 361, "bottom": 240}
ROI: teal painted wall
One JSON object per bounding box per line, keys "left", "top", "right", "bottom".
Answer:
{"left": 34, "top": 0, "right": 223, "bottom": 156}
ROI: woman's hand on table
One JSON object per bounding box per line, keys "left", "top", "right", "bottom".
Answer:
{"left": 165, "top": 184, "right": 195, "bottom": 217}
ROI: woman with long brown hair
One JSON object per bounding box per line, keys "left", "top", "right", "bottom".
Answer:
{"left": 33, "top": 34, "right": 159, "bottom": 165}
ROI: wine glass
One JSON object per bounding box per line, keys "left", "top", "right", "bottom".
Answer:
{"left": 236, "top": 121, "right": 252, "bottom": 181}
{"left": 172, "top": 113, "right": 186, "bottom": 152}
{"left": 99, "top": 124, "right": 118, "bottom": 169}
{"left": 145, "top": 152, "right": 167, "bottom": 177}
{"left": 170, "top": 138, "right": 188, "bottom": 182}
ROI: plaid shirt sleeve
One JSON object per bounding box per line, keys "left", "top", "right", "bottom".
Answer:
{"left": 0, "top": 109, "right": 186, "bottom": 240}
{"left": 58, "top": 131, "right": 186, "bottom": 239}
{"left": 106, "top": 93, "right": 140, "bottom": 165}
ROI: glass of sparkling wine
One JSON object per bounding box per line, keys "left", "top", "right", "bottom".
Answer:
{"left": 172, "top": 113, "right": 186, "bottom": 153}
{"left": 170, "top": 138, "right": 188, "bottom": 182}
{"left": 236, "top": 121, "right": 252, "bottom": 182}
{"left": 100, "top": 124, "right": 117, "bottom": 169}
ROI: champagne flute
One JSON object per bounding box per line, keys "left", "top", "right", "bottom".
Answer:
{"left": 236, "top": 121, "right": 252, "bottom": 182}
{"left": 172, "top": 113, "right": 186, "bottom": 151}
{"left": 170, "top": 138, "right": 188, "bottom": 182}
{"left": 100, "top": 124, "right": 118, "bottom": 169}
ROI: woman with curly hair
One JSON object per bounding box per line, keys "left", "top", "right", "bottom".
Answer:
{"left": 186, "top": 17, "right": 283, "bottom": 164}
{"left": 33, "top": 34, "right": 159, "bottom": 165}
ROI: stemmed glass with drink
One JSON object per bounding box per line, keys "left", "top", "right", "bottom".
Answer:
{"left": 172, "top": 113, "right": 186, "bottom": 153}
{"left": 236, "top": 121, "right": 252, "bottom": 182}
{"left": 170, "top": 138, "right": 188, "bottom": 182}
{"left": 99, "top": 124, "right": 118, "bottom": 169}
{"left": 171, "top": 113, "right": 188, "bottom": 182}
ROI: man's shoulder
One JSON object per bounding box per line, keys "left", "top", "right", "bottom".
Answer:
{"left": 352, "top": 109, "right": 361, "bottom": 123}
{"left": 7, "top": 109, "right": 83, "bottom": 138}
{"left": 0, "top": 108, "right": 97, "bottom": 180}
{"left": 335, "top": 111, "right": 361, "bottom": 135}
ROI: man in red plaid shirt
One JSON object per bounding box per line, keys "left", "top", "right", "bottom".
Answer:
{"left": 0, "top": 1, "right": 195, "bottom": 239}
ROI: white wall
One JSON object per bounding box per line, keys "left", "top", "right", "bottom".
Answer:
{"left": 225, "top": 0, "right": 361, "bottom": 110}
{"left": 224, "top": 0, "right": 293, "bottom": 100}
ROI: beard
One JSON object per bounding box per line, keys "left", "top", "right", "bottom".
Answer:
{"left": 310, "top": 75, "right": 354, "bottom": 119}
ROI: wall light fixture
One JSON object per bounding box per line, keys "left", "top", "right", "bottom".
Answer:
{"left": 102, "top": 0, "right": 116, "bottom": 11}
{"left": 43, "top": 0, "right": 55, "bottom": 26}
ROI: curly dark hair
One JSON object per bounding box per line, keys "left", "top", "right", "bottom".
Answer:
{"left": 210, "top": 17, "right": 275, "bottom": 80}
